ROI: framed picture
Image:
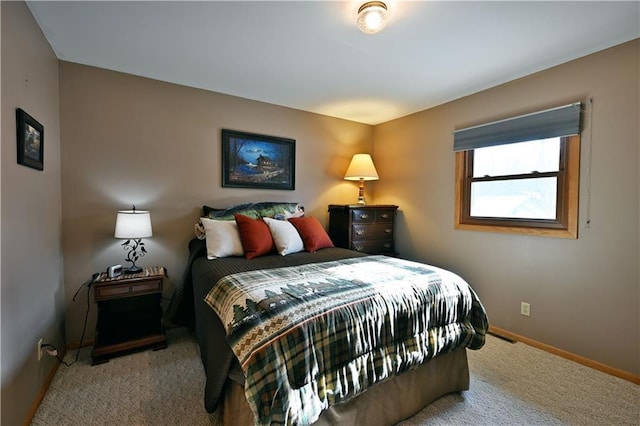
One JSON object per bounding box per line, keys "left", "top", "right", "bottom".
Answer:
{"left": 16, "top": 108, "right": 44, "bottom": 171}
{"left": 221, "top": 129, "right": 295, "bottom": 190}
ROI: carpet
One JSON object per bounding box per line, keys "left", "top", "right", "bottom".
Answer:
{"left": 31, "top": 328, "right": 639, "bottom": 425}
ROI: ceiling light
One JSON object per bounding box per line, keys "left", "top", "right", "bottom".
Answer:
{"left": 357, "top": 1, "right": 388, "bottom": 35}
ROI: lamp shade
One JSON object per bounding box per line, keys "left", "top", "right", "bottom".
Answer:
{"left": 344, "top": 154, "right": 379, "bottom": 181}
{"left": 114, "top": 210, "right": 153, "bottom": 239}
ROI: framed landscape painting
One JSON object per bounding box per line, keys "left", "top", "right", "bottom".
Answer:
{"left": 221, "top": 129, "right": 295, "bottom": 190}
{"left": 16, "top": 108, "right": 44, "bottom": 171}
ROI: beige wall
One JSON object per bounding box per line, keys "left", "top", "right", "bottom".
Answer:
{"left": 374, "top": 40, "right": 639, "bottom": 375}
{"left": 1, "top": 2, "right": 65, "bottom": 424}
{"left": 59, "top": 62, "right": 374, "bottom": 344}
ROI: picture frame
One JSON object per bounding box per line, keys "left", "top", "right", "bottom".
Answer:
{"left": 221, "top": 129, "right": 295, "bottom": 190}
{"left": 16, "top": 108, "right": 44, "bottom": 171}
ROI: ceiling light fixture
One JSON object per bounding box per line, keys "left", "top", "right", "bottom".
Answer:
{"left": 357, "top": 1, "right": 388, "bottom": 35}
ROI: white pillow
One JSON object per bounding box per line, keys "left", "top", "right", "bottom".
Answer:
{"left": 283, "top": 206, "right": 305, "bottom": 219}
{"left": 200, "top": 217, "right": 244, "bottom": 259}
{"left": 263, "top": 217, "right": 304, "bottom": 256}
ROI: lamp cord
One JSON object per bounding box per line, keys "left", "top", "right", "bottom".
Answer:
{"left": 44, "top": 274, "right": 96, "bottom": 367}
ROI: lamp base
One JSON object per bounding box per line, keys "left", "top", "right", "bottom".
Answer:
{"left": 357, "top": 178, "right": 366, "bottom": 205}
{"left": 124, "top": 265, "right": 143, "bottom": 274}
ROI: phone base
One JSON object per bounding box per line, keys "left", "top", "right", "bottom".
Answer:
{"left": 124, "top": 266, "right": 142, "bottom": 274}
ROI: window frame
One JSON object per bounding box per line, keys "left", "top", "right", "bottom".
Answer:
{"left": 454, "top": 135, "right": 580, "bottom": 238}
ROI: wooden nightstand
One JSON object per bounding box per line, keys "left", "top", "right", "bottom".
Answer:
{"left": 328, "top": 204, "right": 398, "bottom": 255}
{"left": 91, "top": 266, "right": 167, "bottom": 365}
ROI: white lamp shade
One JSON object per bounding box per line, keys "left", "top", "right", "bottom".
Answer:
{"left": 344, "top": 154, "right": 379, "bottom": 181}
{"left": 114, "top": 210, "right": 153, "bottom": 239}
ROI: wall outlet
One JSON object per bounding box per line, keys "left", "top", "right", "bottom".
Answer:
{"left": 521, "top": 302, "right": 531, "bottom": 317}
{"left": 37, "top": 338, "right": 44, "bottom": 361}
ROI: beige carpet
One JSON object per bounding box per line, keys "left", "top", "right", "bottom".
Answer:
{"left": 31, "top": 328, "right": 639, "bottom": 425}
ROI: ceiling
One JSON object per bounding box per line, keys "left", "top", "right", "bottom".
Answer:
{"left": 27, "top": 1, "right": 639, "bottom": 125}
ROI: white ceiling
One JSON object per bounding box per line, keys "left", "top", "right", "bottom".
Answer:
{"left": 27, "top": 1, "right": 639, "bottom": 125}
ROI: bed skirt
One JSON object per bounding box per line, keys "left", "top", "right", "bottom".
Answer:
{"left": 222, "top": 347, "right": 470, "bottom": 426}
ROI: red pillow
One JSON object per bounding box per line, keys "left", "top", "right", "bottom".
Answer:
{"left": 288, "top": 217, "right": 334, "bottom": 253}
{"left": 234, "top": 214, "right": 274, "bottom": 259}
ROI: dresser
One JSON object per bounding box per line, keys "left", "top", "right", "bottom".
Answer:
{"left": 328, "top": 204, "right": 398, "bottom": 255}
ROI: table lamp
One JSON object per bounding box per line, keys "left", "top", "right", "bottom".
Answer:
{"left": 344, "top": 153, "right": 379, "bottom": 205}
{"left": 114, "top": 206, "right": 152, "bottom": 274}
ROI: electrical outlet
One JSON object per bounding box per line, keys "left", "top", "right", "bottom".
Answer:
{"left": 37, "top": 338, "right": 44, "bottom": 361}
{"left": 521, "top": 302, "right": 531, "bottom": 317}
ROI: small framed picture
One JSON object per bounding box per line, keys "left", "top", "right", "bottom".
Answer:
{"left": 16, "top": 108, "right": 44, "bottom": 171}
{"left": 221, "top": 129, "right": 295, "bottom": 190}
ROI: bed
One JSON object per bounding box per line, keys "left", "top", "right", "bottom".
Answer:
{"left": 167, "top": 203, "right": 488, "bottom": 426}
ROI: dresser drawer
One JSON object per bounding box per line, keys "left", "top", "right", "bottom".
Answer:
{"left": 376, "top": 210, "right": 394, "bottom": 222}
{"left": 352, "top": 223, "right": 394, "bottom": 241}
{"left": 351, "top": 239, "right": 394, "bottom": 254}
{"left": 350, "top": 209, "right": 375, "bottom": 223}
{"left": 95, "top": 278, "right": 162, "bottom": 301}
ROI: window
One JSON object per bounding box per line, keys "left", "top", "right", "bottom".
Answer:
{"left": 454, "top": 104, "right": 581, "bottom": 238}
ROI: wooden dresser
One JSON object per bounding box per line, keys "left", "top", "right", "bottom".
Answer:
{"left": 328, "top": 204, "right": 398, "bottom": 255}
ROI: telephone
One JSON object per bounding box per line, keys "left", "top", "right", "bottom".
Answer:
{"left": 107, "top": 264, "right": 123, "bottom": 278}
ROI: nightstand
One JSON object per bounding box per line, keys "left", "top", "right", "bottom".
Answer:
{"left": 328, "top": 204, "right": 398, "bottom": 255}
{"left": 91, "top": 266, "right": 167, "bottom": 365}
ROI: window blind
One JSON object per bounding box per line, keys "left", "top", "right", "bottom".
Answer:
{"left": 453, "top": 103, "right": 581, "bottom": 152}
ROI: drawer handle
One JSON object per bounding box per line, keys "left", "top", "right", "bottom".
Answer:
{"left": 384, "top": 243, "right": 392, "bottom": 248}
{"left": 381, "top": 213, "right": 389, "bottom": 219}
{"left": 354, "top": 246, "right": 364, "bottom": 252}
{"left": 128, "top": 286, "right": 134, "bottom": 293}
{"left": 359, "top": 213, "right": 369, "bottom": 219}
{"left": 355, "top": 230, "right": 365, "bottom": 236}
{"left": 385, "top": 228, "right": 392, "bottom": 234}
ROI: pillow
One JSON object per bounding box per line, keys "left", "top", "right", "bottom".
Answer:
{"left": 203, "top": 203, "right": 256, "bottom": 220}
{"left": 200, "top": 218, "right": 244, "bottom": 259}
{"left": 288, "top": 217, "right": 334, "bottom": 253}
{"left": 253, "top": 202, "right": 304, "bottom": 220}
{"left": 202, "top": 205, "right": 225, "bottom": 217}
{"left": 263, "top": 217, "right": 304, "bottom": 256}
{"left": 194, "top": 220, "right": 206, "bottom": 240}
{"left": 282, "top": 207, "right": 305, "bottom": 220}
{"left": 204, "top": 202, "right": 303, "bottom": 221}
{"left": 235, "top": 214, "right": 275, "bottom": 259}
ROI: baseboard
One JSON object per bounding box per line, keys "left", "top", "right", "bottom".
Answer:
{"left": 487, "top": 330, "right": 517, "bottom": 343}
{"left": 488, "top": 325, "right": 640, "bottom": 385}
{"left": 22, "top": 349, "right": 64, "bottom": 426}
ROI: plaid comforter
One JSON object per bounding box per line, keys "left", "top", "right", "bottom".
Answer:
{"left": 205, "top": 255, "right": 488, "bottom": 425}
